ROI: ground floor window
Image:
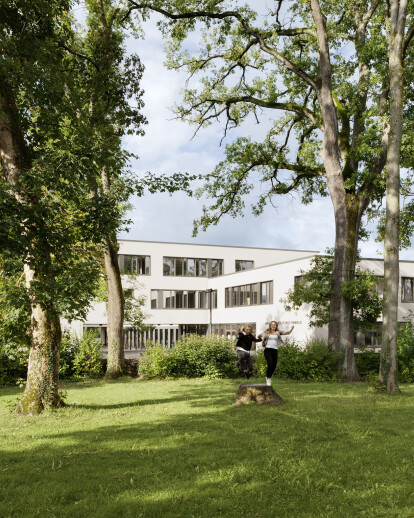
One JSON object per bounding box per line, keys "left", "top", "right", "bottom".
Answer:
{"left": 211, "top": 323, "right": 256, "bottom": 339}
{"left": 180, "top": 324, "right": 208, "bottom": 336}
{"left": 355, "top": 324, "right": 382, "bottom": 348}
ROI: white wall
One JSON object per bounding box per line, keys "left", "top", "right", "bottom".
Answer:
{"left": 71, "top": 240, "right": 414, "bottom": 346}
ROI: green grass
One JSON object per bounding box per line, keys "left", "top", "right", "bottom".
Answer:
{"left": 1, "top": 378, "right": 414, "bottom": 518}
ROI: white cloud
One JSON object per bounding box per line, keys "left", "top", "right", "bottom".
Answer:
{"left": 119, "top": 11, "right": 414, "bottom": 262}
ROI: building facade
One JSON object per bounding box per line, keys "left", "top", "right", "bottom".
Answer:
{"left": 68, "top": 240, "right": 414, "bottom": 350}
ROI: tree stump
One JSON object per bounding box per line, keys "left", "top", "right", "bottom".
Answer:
{"left": 234, "top": 383, "right": 284, "bottom": 406}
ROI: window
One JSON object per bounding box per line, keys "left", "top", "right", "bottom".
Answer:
{"left": 225, "top": 281, "right": 273, "bottom": 307}
{"left": 261, "top": 281, "right": 273, "bottom": 304}
{"left": 402, "top": 277, "right": 414, "bottom": 302}
{"left": 355, "top": 324, "right": 382, "bottom": 348}
{"left": 235, "top": 260, "right": 254, "bottom": 272}
{"left": 150, "top": 290, "right": 217, "bottom": 309}
{"left": 163, "top": 257, "right": 175, "bottom": 276}
{"left": 180, "top": 324, "right": 208, "bottom": 336}
{"left": 120, "top": 255, "right": 150, "bottom": 275}
{"left": 294, "top": 275, "right": 304, "bottom": 286}
{"left": 211, "top": 259, "right": 223, "bottom": 277}
{"left": 151, "top": 290, "right": 158, "bottom": 309}
{"left": 163, "top": 257, "right": 223, "bottom": 277}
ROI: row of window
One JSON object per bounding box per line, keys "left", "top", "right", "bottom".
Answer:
{"left": 118, "top": 255, "right": 255, "bottom": 277}
{"left": 151, "top": 290, "right": 218, "bottom": 309}
{"left": 225, "top": 281, "right": 273, "bottom": 307}
{"left": 163, "top": 257, "right": 222, "bottom": 277}
{"left": 296, "top": 275, "right": 414, "bottom": 302}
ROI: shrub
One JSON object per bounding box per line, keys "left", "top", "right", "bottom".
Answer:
{"left": 255, "top": 339, "right": 339, "bottom": 381}
{"left": 59, "top": 332, "right": 80, "bottom": 379}
{"left": 138, "top": 343, "right": 177, "bottom": 379}
{"left": 397, "top": 321, "right": 414, "bottom": 382}
{"left": 72, "top": 331, "right": 103, "bottom": 379}
{"left": 139, "top": 334, "right": 238, "bottom": 379}
{"left": 355, "top": 350, "right": 380, "bottom": 379}
{"left": 0, "top": 348, "right": 28, "bottom": 386}
{"left": 304, "top": 339, "right": 340, "bottom": 381}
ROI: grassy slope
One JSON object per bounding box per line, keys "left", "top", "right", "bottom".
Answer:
{"left": 1, "top": 378, "right": 414, "bottom": 518}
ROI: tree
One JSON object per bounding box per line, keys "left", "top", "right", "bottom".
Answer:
{"left": 79, "top": 0, "right": 146, "bottom": 377}
{"left": 380, "top": 0, "right": 411, "bottom": 391}
{"left": 283, "top": 254, "right": 382, "bottom": 334}
{"left": 124, "top": 0, "right": 393, "bottom": 379}
{"left": 72, "top": 0, "right": 195, "bottom": 376}
{"left": 0, "top": 0, "right": 114, "bottom": 413}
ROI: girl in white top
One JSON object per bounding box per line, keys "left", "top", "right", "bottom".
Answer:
{"left": 262, "top": 321, "right": 294, "bottom": 386}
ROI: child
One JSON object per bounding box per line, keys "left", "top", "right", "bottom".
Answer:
{"left": 235, "top": 324, "right": 262, "bottom": 379}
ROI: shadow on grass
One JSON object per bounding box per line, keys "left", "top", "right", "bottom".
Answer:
{"left": 2, "top": 380, "right": 414, "bottom": 518}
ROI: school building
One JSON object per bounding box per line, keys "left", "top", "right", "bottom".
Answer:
{"left": 68, "top": 240, "right": 414, "bottom": 350}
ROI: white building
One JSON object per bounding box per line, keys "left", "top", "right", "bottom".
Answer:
{"left": 70, "top": 240, "right": 414, "bottom": 350}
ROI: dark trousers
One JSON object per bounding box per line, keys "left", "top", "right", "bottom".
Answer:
{"left": 264, "top": 348, "right": 278, "bottom": 378}
{"left": 236, "top": 350, "right": 253, "bottom": 374}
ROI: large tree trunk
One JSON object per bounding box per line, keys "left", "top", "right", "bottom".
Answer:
{"left": 381, "top": 0, "right": 407, "bottom": 392}
{"left": 310, "top": 0, "right": 360, "bottom": 380}
{"left": 104, "top": 237, "right": 125, "bottom": 377}
{"left": 0, "top": 72, "right": 63, "bottom": 414}
{"left": 16, "top": 266, "right": 63, "bottom": 415}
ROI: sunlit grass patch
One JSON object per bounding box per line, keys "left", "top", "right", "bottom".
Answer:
{"left": 1, "top": 378, "right": 414, "bottom": 518}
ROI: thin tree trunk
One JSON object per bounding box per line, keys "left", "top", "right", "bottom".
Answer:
{"left": 93, "top": 0, "right": 126, "bottom": 377}
{"left": 0, "top": 72, "right": 63, "bottom": 414}
{"left": 381, "top": 0, "right": 407, "bottom": 391}
{"left": 104, "top": 237, "right": 125, "bottom": 377}
{"left": 101, "top": 165, "right": 125, "bottom": 377}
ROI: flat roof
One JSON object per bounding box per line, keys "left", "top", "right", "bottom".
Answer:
{"left": 118, "top": 238, "right": 320, "bottom": 254}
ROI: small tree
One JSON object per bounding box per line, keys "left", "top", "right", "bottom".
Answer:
{"left": 283, "top": 254, "right": 382, "bottom": 376}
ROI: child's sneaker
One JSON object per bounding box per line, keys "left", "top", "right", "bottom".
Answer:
{"left": 266, "top": 378, "right": 272, "bottom": 386}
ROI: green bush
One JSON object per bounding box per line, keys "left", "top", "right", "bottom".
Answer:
{"left": 0, "top": 348, "right": 28, "bottom": 386}
{"left": 397, "top": 321, "right": 414, "bottom": 382}
{"left": 139, "top": 334, "right": 238, "bottom": 379}
{"left": 59, "top": 332, "right": 80, "bottom": 379}
{"left": 72, "top": 331, "right": 103, "bottom": 379}
{"left": 355, "top": 350, "right": 380, "bottom": 379}
{"left": 254, "top": 339, "right": 340, "bottom": 381}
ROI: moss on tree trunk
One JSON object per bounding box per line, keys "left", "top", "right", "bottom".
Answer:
{"left": 15, "top": 300, "right": 64, "bottom": 416}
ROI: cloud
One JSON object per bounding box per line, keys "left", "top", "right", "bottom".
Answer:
{"left": 119, "top": 10, "right": 414, "bottom": 261}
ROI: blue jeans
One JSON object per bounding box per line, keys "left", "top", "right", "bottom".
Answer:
{"left": 236, "top": 350, "right": 253, "bottom": 374}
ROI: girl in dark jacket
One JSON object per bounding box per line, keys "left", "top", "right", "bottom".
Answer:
{"left": 235, "top": 324, "right": 262, "bottom": 378}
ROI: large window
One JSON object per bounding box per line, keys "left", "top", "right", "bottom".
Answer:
{"left": 225, "top": 281, "right": 273, "bottom": 307}
{"left": 163, "top": 257, "right": 223, "bottom": 277}
{"left": 235, "top": 260, "right": 254, "bottom": 271}
{"left": 355, "top": 324, "right": 382, "bottom": 348}
{"left": 118, "top": 254, "right": 150, "bottom": 275}
{"left": 402, "top": 277, "right": 414, "bottom": 302}
{"left": 151, "top": 290, "right": 217, "bottom": 309}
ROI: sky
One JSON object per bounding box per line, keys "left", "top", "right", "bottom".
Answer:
{"left": 118, "top": 12, "right": 414, "bottom": 261}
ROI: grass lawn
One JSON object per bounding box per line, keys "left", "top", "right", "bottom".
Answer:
{"left": 1, "top": 378, "right": 414, "bottom": 518}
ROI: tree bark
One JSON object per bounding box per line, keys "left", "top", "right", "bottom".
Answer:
{"left": 310, "top": 0, "right": 360, "bottom": 379}
{"left": 381, "top": 0, "right": 407, "bottom": 392}
{"left": 0, "top": 72, "right": 63, "bottom": 414}
{"left": 16, "top": 267, "right": 63, "bottom": 415}
{"left": 92, "top": 0, "right": 126, "bottom": 378}
{"left": 104, "top": 236, "right": 125, "bottom": 377}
